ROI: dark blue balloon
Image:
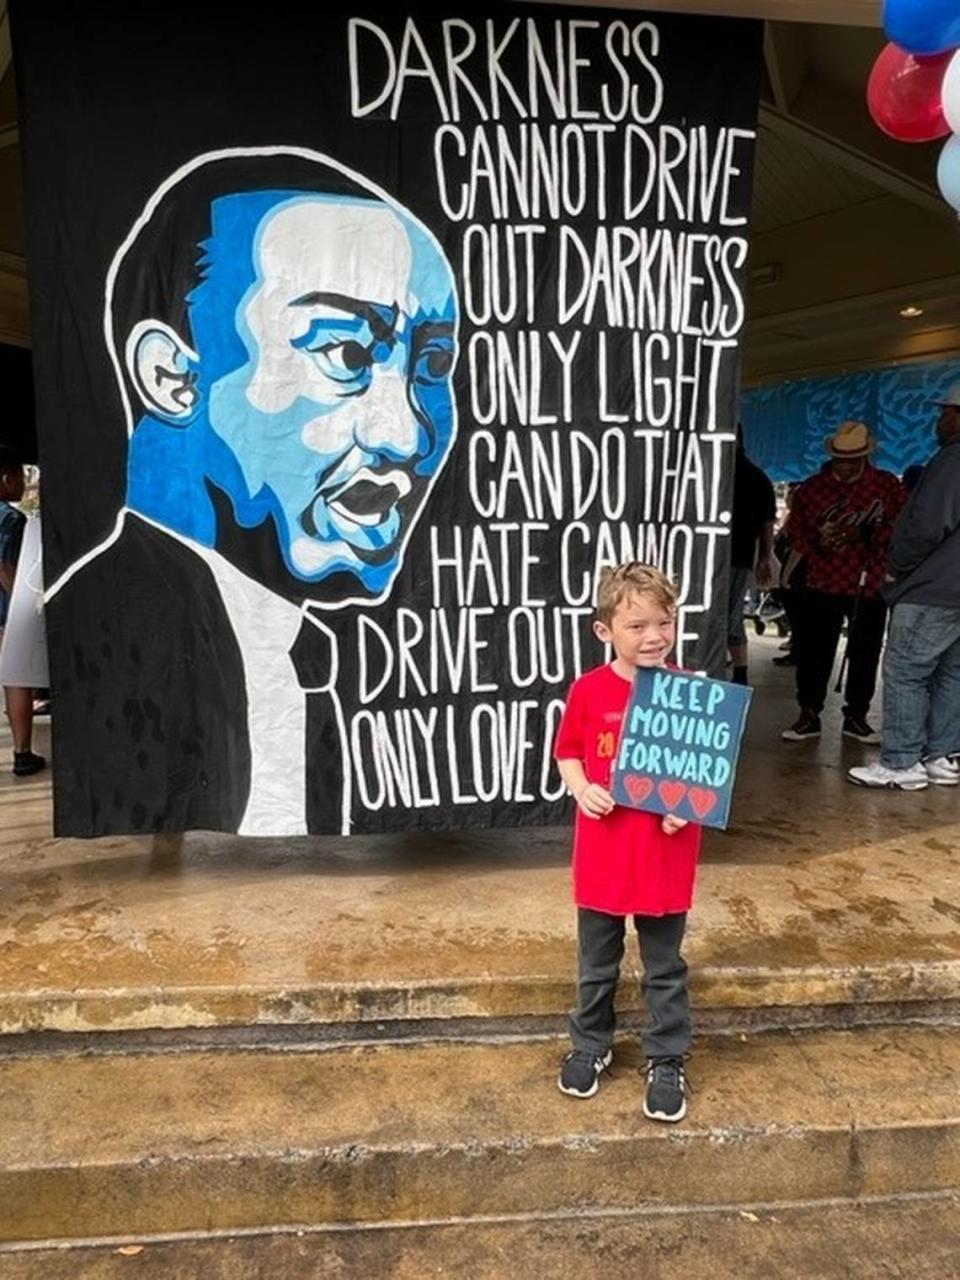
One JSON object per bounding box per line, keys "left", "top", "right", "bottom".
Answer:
{"left": 885, "top": 0, "right": 960, "bottom": 55}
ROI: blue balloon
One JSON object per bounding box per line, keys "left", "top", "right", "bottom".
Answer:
{"left": 937, "top": 135, "right": 960, "bottom": 212}
{"left": 885, "top": 0, "right": 960, "bottom": 55}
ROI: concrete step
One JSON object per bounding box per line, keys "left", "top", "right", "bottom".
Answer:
{"left": 2, "top": 1026, "right": 959, "bottom": 1244}
{"left": 5, "top": 961, "right": 960, "bottom": 1037}
{"left": 2, "top": 1194, "right": 960, "bottom": 1279}
{"left": 3, "top": 818, "right": 960, "bottom": 1035}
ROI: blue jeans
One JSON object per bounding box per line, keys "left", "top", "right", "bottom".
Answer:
{"left": 882, "top": 602, "right": 960, "bottom": 768}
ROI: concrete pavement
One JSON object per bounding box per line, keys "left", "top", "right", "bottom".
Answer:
{"left": 1, "top": 637, "right": 958, "bottom": 1034}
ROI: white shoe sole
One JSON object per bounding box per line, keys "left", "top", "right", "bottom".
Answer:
{"left": 557, "top": 1049, "right": 613, "bottom": 1099}
{"left": 842, "top": 730, "right": 881, "bottom": 745}
{"left": 781, "top": 730, "right": 820, "bottom": 741}
{"left": 847, "top": 774, "right": 928, "bottom": 791}
{"left": 643, "top": 1097, "right": 687, "bottom": 1123}
{"left": 926, "top": 774, "right": 959, "bottom": 786}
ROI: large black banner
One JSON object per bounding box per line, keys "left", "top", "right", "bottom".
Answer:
{"left": 13, "top": 2, "right": 761, "bottom": 836}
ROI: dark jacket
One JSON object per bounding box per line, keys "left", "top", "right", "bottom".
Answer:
{"left": 885, "top": 438, "right": 960, "bottom": 609}
{"left": 47, "top": 515, "right": 252, "bottom": 836}
{"left": 47, "top": 514, "right": 347, "bottom": 838}
{"left": 730, "top": 449, "right": 776, "bottom": 569}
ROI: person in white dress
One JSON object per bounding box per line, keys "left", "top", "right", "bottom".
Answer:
{"left": 0, "top": 453, "right": 47, "bottom": 776}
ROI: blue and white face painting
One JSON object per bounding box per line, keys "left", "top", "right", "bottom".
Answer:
{"left": 204, "top": 194, "right": 457, "bottom": 592}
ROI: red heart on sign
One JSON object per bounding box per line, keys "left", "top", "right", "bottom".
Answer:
{"left": 658, "top": 781, "right": 687, "bottom": 810}
{"left": 688, "top": 787, "right": 717, "bottom": 819}
{"left": 624, "top": 775, "right": 653, "bottom": 805}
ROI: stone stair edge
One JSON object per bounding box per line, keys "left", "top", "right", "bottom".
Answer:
{"left": 2, "top": 956, "right": 959, "bottom": 1035}
{"left": 2, "top": 1026, "right": 960, "bottom": 1243}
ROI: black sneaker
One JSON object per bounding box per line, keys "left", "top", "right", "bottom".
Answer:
{"left": 842, "top": 716, "right": 881, "bottom": 745}
{"left": 781, "top": 710, "right": 821, "bottom": 741}
{"left": 771, "top": 653, "right": 796, "bottom": 667}
{"left": 643, "top": 1056, "right": 688, "bottom": 1123}
{"left": 557, "top": 1048, "right": 613, "bottom": 1099}
{"left": 13, "top": 751, "right": 46, "bottom": 777}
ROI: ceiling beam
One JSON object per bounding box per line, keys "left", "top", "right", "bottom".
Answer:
{"left": 748, "top": 195, "right": 960, "bottom": 322}
{"left": 789, "top": 77, "right": 939, "bottom": 190}
{"left": 0, "top": 249, "right": 28, "bottom": 348}
{"left": 749, "top": 273, "right": 960, "bottom": 334}
{"left": 744, "top": 324, "right": 960, "bottom": 383}
{"left": 0, "top": 9, "right": 11, "bottom": 87}
{"left": 759, "top": 104, "right": 946, "bottom": 216}
{"left": 763, "top": 22, "right": 809, "bottom": 114}
{"left": 530, "top": 0, "right": 882, "bottom": 25}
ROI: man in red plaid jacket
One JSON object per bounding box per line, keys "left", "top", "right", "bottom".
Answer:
{"left": 780, "top": 422, "right": 905, "bottom": 744}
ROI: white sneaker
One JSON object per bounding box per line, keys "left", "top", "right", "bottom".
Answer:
{"left": 924, "top": 756, "right": 960, "bottom": 786}
{"left": 847, "top": 762, "right": 929, "bottom": 790}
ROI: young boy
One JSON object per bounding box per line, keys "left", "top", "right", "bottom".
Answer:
{"left": 554, "top": 561, "right": 702, "bottom": 1122}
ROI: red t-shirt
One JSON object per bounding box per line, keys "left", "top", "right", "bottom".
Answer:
{"left": 554, "top": 663, "right": 702, "bottom": 917}
{"left": 786, "top": 464, "right": 905, "bottom": 597}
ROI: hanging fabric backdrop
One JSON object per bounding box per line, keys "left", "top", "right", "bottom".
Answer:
{"left": 741, "top": 357, "right": 960, "bottom": 482}
{"left": 13, "top": 1, "right": 761, "bottom": 837}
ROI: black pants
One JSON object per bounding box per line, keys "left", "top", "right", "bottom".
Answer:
{"left": 795, "top": 589, "right": 887, "bottom": 719}
{"left": 780, "top": 584, "right": 809, "bottom": 660}
{"left": 569, "top": 907, "right": 690, "bottom": 1059}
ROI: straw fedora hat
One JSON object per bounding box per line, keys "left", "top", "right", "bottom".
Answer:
{"left": 824, "top": 421, "right": 876, "bottom": 459}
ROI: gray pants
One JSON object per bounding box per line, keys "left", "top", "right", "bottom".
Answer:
{"left": 569, "top": 907, "right": 690, "bottom": 1059}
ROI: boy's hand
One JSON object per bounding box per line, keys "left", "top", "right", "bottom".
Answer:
{"left": 661, "top": 814, "right": 689, "bottom": 835}
{"left": 577, "top": 783, "right": 615, "bottom": 819}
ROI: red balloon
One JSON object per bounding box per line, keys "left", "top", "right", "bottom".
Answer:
{"left": 867, "top": 42, "right": 953, "bottom": 142}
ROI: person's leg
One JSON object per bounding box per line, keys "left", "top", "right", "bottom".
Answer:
{"left": 920, "top": 610, "right": 960, "bottom": 763}
{"left": 4, "top": 684, "right": 45, "bottom": 776}
{"left": 842, "top": 595, "right": 887, "bottom": 723}
{"left": 636, "top": 912, "right": 690, "bottom": 1123}
{"left": 635, "top": 912, "right": 690, "bottom": 1060}
{"left": 794, "top": 590, "right": 844, "bottom": 715}
{"left": 4, "top": 685, "right": 33, "bottom": 751}
{"left": 780, "top": 587, "right": 800, "bottom": 648}
{"left": 569, "top": 907, "right": 626, "bottom": 1056}
{"left": 727, "top": 567, "right": 750, "bottom": 684}
{"left": 849, "top": 603, "right": 958, "bottom": 788}
{"left": 879, "top": 604, "right": 952, "bottom": 768}
{"left": 773, "top": 582, "right": 807, "bottom": 666}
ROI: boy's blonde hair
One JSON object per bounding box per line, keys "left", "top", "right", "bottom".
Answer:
{"left": 596, "top": 562, "right": 678, "bottom": 626}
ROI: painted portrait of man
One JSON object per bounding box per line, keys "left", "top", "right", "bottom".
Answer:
{"left": 47, "top": 148, "right": 459, "bottom": 837}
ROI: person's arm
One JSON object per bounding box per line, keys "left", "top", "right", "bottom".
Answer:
{"left": 557, "top": 757, "right": 614, "bottom": 818}
{"left": 0, "top": 510, "right": 23, "bottom": 597}
{"left": 780, "top": 547, "right": 802, "bottom": 588}
{"left": 784, "top": 481, "right": 814, "bottom": 565}
{"left": 889, "top": 456, "right": 960, "bottom": 577}
{"left": 755, "top": 519, "right": 776, "bottom": 588}
{"left": 554, "top": 681, "right": 614, "bottom": 819}
{"left": 866, "top": 475, "right": 906, "bottom": 563}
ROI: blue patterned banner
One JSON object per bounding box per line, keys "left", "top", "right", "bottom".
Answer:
{"left": 741, "top": 358, "right": 960, "bottom": 482}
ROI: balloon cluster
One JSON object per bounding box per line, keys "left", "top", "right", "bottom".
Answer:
{"left": 868, "top": 2, "right": 960, "bottom": 210}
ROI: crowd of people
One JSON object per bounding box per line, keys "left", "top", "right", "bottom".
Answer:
{"left": 731, "top": 388, "right": 960, "bottom": 790}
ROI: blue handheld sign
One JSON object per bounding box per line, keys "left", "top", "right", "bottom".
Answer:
{"left": 609, "top": 668, "right": 752, "bottom": 829}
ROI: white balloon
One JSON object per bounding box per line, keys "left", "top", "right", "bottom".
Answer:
{"left": 943, "top": 49, "right": 960, "bottom": 136}
{"left": 937, "top": 134, "right": 960, "bottom": 212}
